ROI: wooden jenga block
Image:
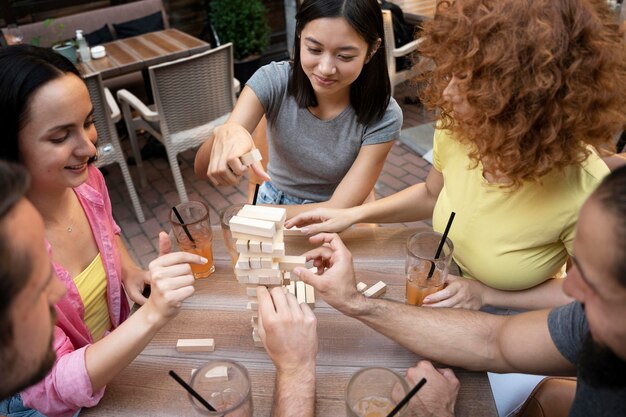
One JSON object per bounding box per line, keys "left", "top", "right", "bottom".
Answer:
{"left": 283, "top": 271, "right": 291, "bottom": 280}
{"left": 248, "top": 275, "right": 260, "bottom": 284}
{"left": 176, "top": 338, "right": 215, "bottom": 352}
{"left": 246, "top": 286, "right": 258, "bottom": 297}
{"left": 305, "top": 284, "right": 315, "bottom": 308}
{"left": 277, "top": 255, "right": 307, "bottom": 270}
{"left": 268, "top": 276, "right": 283, "bottom": 285}
{"left": 236, "top": 255, "right": 250, "bottom": 270}
{"left": 260, "top": 256, "right": 273, "bottom": 268}
{"left": 252, "top": 328, "right": 264, "bottom": 347}
{"left": 249, "top": 257, "right": 261, "bottom": 269}
{"left": 296, "top": 281, "right": 306, "bottom": 304}
{"left": 202, "top": 366, "right": 229, "bottom": 381}
{"left": 248, "top": 240, "right": 262, "bottom": 253}
{"left": 247, "top": 300, "right": 258, "bottom": 311}
{"left": 240, "top": 148, "right": 262, "bottom": 166}
{"left": 287, "top": 281, "right": 296, "bottom": 295}
{"left": 258, "top": 276, "right": 270, "bottom": 285}
{"left": 283, "top": 226, "right": 303, "bottom": 235}
{"left": 241, "top": 268, "right": 282, "bottom": 279}
{"left": 237, "top": 276, "right": 249, "bottom": 284}
{"left": 251, "top": 316, "right": 258, "bottom": 327}
{"left": 232, "top": 228, "right": 284, "bottom": 244}
{"left": 363, "top": 281, "right": 387, "bottom": 298}
{"left": 236, "top": 239, "right": 249, "bottom": 252}
{"left": 356, "top": 282, "right": 368, "bottom": 293}
{"left": 238, "top": 204, "right": 287, "bottom": 224}
{"left": 229, "top": 216, "right": 276, "bottom": 238}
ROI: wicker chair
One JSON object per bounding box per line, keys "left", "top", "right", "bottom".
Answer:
{"left": 116, "top": 43, "right": 237, "bottom": 203}
{"left": 382, "top": 9, "right": 429, "bottom": 95}
{"left": 84, "top": 73, "right": 146, "bottom": 223}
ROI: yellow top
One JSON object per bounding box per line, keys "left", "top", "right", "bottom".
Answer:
{"left": 432, "top": 129, "right": 609, "bottom": 290}
{"left": 73, "top": 253, "right": 111, "bottom": 341}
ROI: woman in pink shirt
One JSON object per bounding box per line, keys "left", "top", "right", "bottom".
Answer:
{"left": 0, "top": 45, "right": 207, "bottom": 417}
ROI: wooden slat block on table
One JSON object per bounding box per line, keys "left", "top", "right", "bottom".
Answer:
{"left": 176, "top": 338, "right": 215, "bottom": 352}
{"left": 363, "top": 281, "right": 387, "bottom": 298}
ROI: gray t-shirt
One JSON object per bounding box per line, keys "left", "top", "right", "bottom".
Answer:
{"left": 548, "top": 302, "right": 626, "bottom": 416}
{"left": 247, "top": 61, "right": 402, "bottom": 201}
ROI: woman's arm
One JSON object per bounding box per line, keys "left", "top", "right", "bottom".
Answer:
{"left": 85, "top": 233, "right": 205, "bottom": 391}
{"left": 285, "top": 166, "right": 444, "bottom": 234}
{"left": 194, "top": 86, "right": 269, "bottom": 185}
{"left": 278, "top": 141, "right": 394, "bottom": 218}
{"left": 116, "top": 235, "right": 150, "bottom": 305}
{"left": 423, "top": 275, "right": 573, "bottom": 310}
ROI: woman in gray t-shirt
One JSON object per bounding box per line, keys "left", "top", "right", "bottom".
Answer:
{"left": 195, "top": 0, "right": 402, "bottom": 218}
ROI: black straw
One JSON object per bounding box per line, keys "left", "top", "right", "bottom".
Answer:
{"left": 168, "top": 370, "right": 216, "bottom": 411}
{"left": 172, "top": 206, "right": 195, "bottom": 244}
{"left": 427, "top": 211, "right": 455, "bottom": 279}
{"left": 252, "top": 183, "right": 260, "bottom": 205}
{"left": 386, "top": 378, "right": 427, "bottom": 417}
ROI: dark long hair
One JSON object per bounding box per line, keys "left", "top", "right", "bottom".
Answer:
{"left": 289, "top": 0, "right": 391, "bottom": 125}
{"left": 593, "top": 165, "right": 626, "bottom": 288}
{"left": 0, "top": 44, "right": 81, "bottom": 163}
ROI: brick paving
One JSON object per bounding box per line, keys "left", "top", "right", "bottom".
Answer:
{"left": 105, "top": 82, "right": 435, "bottom": 267}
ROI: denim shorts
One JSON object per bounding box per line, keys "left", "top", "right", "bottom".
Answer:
{"left": 0, "top": 394, "right": 58, "bottom": 417}
{"left": 256, "top": 182, "right": 316, "bottom": 205}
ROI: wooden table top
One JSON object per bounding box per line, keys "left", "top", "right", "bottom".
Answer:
{"left": 82, "top": 225, "right": 497, "bottom": 416}
{"left": 76, "top": 28, "right": 211, "bottom": 79}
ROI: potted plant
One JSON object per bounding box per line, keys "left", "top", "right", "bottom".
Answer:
{"left": 31, "top": 18, "right": 77, "bottom": 63}
{"left": 209, "top": 0, "right": 271, "bottom": 84}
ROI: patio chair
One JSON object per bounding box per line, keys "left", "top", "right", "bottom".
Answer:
{"left": 116, "top": 43, "right": 237, "bottom": 203}
{"left": 84, "top": 73, "right": 146, "bottom": 223}
{"left": 382, "top": 9, "right": 431, "bottom": 95}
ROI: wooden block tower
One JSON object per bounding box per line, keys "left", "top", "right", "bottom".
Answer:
{"left": 229, "top": 204, "right": 315, "bottom": 347}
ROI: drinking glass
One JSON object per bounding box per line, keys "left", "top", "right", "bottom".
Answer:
{"left": 189, "top": 360, "right": 253, "bottom": 417}
{"left": 170, "top": 201, "right": 215, "bottom": 279}
{"left": 346, "top": 367, "right": 410, "bottom": 417}
{"left": 405, "top": 231, "right": 454, "bottom": 306}
{"left": 6, "top": 24, "right": 24, "bottom": 45}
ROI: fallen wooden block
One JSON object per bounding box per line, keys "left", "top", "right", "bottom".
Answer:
{"left": 229, "top": 216, "right": 276, "bottom": 238}
{"left": 363, "top": 281, "right": 387, "bottom": 298}
{"left": 240, "top": 148, "right": 262, "bottom": 166}
{"left": 296, "top": 281, "right": 307, "bottom": 304}
{"left": 252, "top": 328, "right": 263, "bottom": 347}
{"left": 192, "top": 365, "right": 229, "bottom": 381}
{"left": 176, "top": 338, "right": 215, "bottom": 352}
{"left": 238, "top": 204, "right": 286, "bottom": 224}
{"left": 356, "top": 282, "right": 368, "bottom": 293}
{"left": 305, "top": 283, "right": 316, "bottom": 308}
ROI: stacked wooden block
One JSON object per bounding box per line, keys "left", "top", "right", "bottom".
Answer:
{"left": 229, "top": 204, "right": 314, "bottom": 347}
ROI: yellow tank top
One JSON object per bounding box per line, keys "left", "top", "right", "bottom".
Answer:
{"left": 73, "top": 253, "right": 112, "bottom": 341}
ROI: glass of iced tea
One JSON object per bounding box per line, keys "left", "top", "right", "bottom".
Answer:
{"left": 189, "top": 360, "right": 253, "bottom": 416}
{"left": 346, "top": 367, "right": 409, "bottom": 417}
{"left": 405, "top": 231, "right": 454, "bottom": 306}
{"left": 219, "top": 203, "right": 246, "bottom": 269}
{"left": 170, "top": 201, "right": 215, "bottom": 279}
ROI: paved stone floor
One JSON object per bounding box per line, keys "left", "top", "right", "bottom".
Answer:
{"left": 105, "top": 81, "right": 436, "bottom": 267}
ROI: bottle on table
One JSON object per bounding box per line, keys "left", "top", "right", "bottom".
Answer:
{"left": 75, "top": 30, "right": 91, "bottom": 62}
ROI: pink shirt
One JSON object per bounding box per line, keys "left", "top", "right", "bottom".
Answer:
{"left": 22, "top": 166, "right": 130, "bottom": 417}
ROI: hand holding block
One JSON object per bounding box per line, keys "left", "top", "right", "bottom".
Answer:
{"left": 276, "top": 255, "right": 307, "bottom": 270}
{"left": 240, "top": 148, "right": 262, "bottom": 166}
{"left": 363, "top": 281, "right": 387, "bottom": 298}
{"left": 176, "top": 338, "right": 215, "bottom": 352}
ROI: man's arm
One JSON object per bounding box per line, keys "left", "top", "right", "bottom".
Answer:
{"left": 295, "top": 233, "right": 575, "bottom": 375}
{"left": 257, "top": 286, "right": 317, "bottom": 417}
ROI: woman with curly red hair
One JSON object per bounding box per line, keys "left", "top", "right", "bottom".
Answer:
{"left": 287, "top": 0, "right": 626, "bottom": 311}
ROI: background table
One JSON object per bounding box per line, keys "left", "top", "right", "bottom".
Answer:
{"left": 76, "top": 28, "right": 210, "bottom": 79}
{"left": 82, "top": 225, "right": 497, "bottom": 416}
